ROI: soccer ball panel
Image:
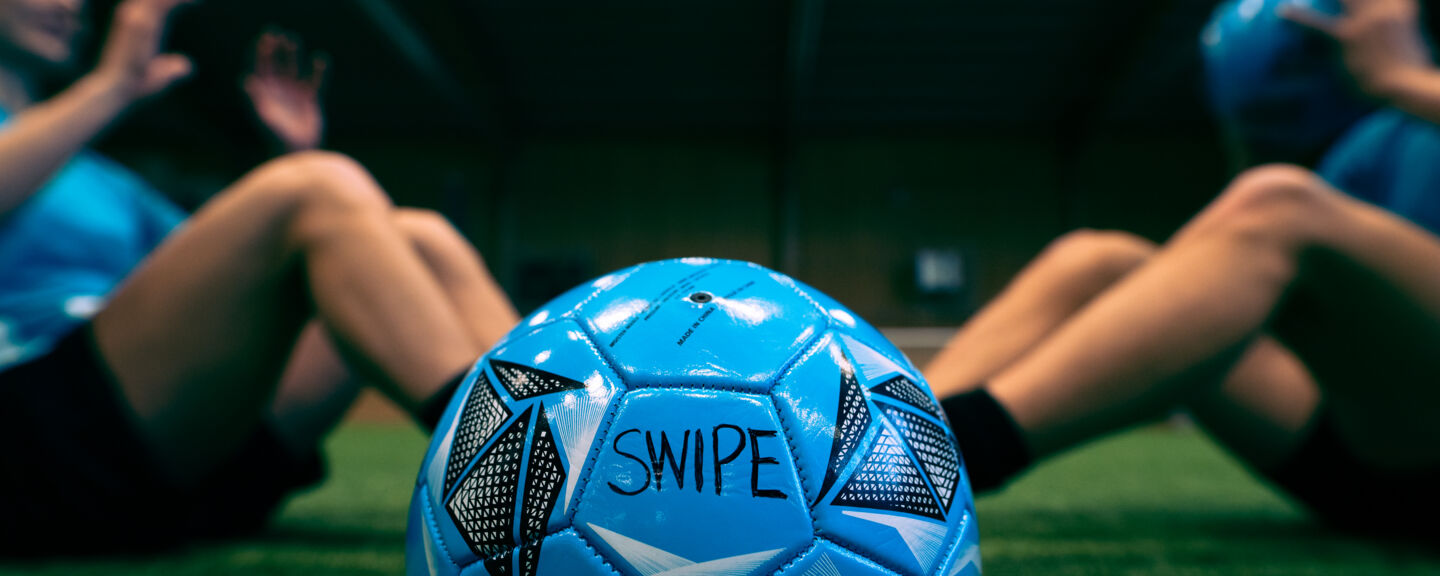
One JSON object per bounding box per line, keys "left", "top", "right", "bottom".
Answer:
{"left": 789, "top": 331, "right": 972, "bottom": 576}
{"left": 427, "top": 320, "right": 623, "bottom": 568}
{"left": 575, "top": 259, "right": 827, "bottom": 393}
{"left": 774, "top": 539, "right": 897, "bottom": 576}
{"left": 790, "top": 279, "right": 923, "bottom": 380}
{"left": 772, "top": 332, "right": 878, "bottom": 507}
{"left": 534, "top": 529, "right": 621, "bottom": 576}
{"left": 422, "top": 357, "right": 490, "bottom": 512}
{"left": 575, "top": 389, "right": 813, "bottom": 576}
{"left": 407, "top": 484, "right": 467, "bottom": 576}
{"left": 514, "top": 268, "right": 645, "bottom": 335}
{"left": 407, "top": 487, "right": 446, "bottom": 576}
{"left": 936, "top": 511, "right": 982, "bottom": 576}
{"left": 485, "top": 320, "right": 624, "bottom": 520}
{"left": 409, "top": 259, "right": 981, "bottom": 576}
{"left": 812, "top": 413, "right": 972, "bottom": 576}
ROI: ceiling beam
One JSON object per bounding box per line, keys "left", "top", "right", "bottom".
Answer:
{"left": 348, "top": 0, "right": 483, "bottom": 127}
{"left": 442, "top": 0, "right": 526, "bottom": 292}
{"left": 787, "top": 0, "right": 826, "bottom": 123}
{"left": 1053, "top": 0, "right": 1179, "bottom": 227}
{"left": 773, "top": 0, "right": 827, "bottom": 274}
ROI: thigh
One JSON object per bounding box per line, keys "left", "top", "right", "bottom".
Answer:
{"left": 391, "top": 208, "right": 518, "bottom": 352}
{"left": 1271, "top": 245, "right": 1440, "bottom": 469}
{"left": 925, "top": 230, "right": 1156, "bottom": 397}
{"left": 269, "top": 320, "right": 362, "bottom": 454}
{"left": 1199, "top": 170, "right": 1440, "bottom": 470}
{"left": 1187, "top": 336, "right": 1321, "bottom": 471}
{"left": 92, "top": 152, "right": 388, "bottom": 481}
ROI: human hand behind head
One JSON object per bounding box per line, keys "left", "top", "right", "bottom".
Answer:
{"left": 245, "top": 29, "right": 326, "bottom": 153}
{"left": 1281, "top": 0, "right": 1432, "bottom": 100}
{"left": 95, "top": 0, "right": 194, "bottom": 102}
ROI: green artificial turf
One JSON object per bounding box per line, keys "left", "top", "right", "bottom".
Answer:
{"left": 2, "top": 425, "right": 1436, "bottom": 575}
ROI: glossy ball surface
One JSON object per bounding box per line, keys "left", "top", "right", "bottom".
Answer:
{"left": 1201, "top": 0, "right": 1376, "bottom": 160}
{"left": 407, "top": 258, "right": 980, "bottom": 576}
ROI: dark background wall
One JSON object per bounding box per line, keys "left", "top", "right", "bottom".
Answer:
{"left": 86, "top": 0, "right": 1236, "bottom": 325}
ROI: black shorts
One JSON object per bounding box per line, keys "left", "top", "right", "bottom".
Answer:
{"left": 1265, "top": 410, "right": 1440, "bottom": 539}
{"left": 0, "top": 324, "right": 325, "bottom": 557}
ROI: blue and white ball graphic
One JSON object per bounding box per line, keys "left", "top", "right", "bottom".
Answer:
{"left": 407, "top": 258, "right": 981, "bottom": 576}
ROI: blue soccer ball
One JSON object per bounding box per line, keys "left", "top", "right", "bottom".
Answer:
{"left": 1201, "top": 0, "right": 1378, "bottom": 161}
{"left": 406, "top": 258, "right": 980, "bottom": 576}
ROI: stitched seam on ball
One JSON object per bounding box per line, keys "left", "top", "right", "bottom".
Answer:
{"left": 572, "top": 262, "right": 727, "bottom": 378}
{"left": 569, "top": 269, "right": 638, "bottom": 319}
{"left": 766, "top": 331, "right": 830, "bottom": 535}
{"left": 740, "top": 260, "right": 828, "bottom": 320}
{"left": 556, "top": 318, "right": 630, "bottom": 529}
{"left": 570, "top": 527, "right": 624, "bottom": 575}
{"left": 564, "top": 377, "right": 626, "bottom": 527}
{"left": 775, "top": 270, "right": 831, "bottom": 321}
{"left": 616, "top": 386, "right": 772, "bottom": 397}
{"left": 770, "top": 389, "right": 817, "bottom": 534}
{"left": 492, "top": 319, "right": 563, "bottom": 353}
{"left": 571, "top": 313, "right": 633, "bottom": 395}
{"left": 820, "top": 533, "right": 912, "bottom": 576}
{"left": 760, "top": 266, "right": 833, "bottom": 395}
{"left": 573, "top": 261, "right": 719, "bottom": 321}
{"left": 421, "top": 484, "right": 463, "bottom": 570}
{"left": 469, "top": 522, "right": 594, "bottom": 565}
{"left": 559, "top": 318, "right": 630, "bottom": 390}
{"left": 772, "top": 328, "right": 830, "bottom": 390}
{"left": 621, "top": 379, "right": 783, "bottom": 393}
{"left": 463, "top": 319, "right": 630, "bottom": 564}
{"left": 766, "top": 329, "right": 831, "bottom": 396}
{"left": 930, "top": 509, "right": 971, "bottom": 576}
{"left": 771, "top": 540, "right": 818, "bottom": 575}
{"left": 837, "top": 327, "right": 920, "bottom": 382}
{"left": 816, "top": 536, "right": 906, "bottom": 576}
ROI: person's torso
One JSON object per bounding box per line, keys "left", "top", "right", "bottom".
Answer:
{"left": 0, "top": 111, "right": 185, "bottom": 370}
{"left": 1318, "top": 108, "right": 1440, "bottom": 236}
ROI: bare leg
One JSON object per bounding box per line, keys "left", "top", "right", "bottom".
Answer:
{"left": 925, "top": 230, "right": 1155, "bottom": 397}
{"left": 989, "top": 165, "right": 1440, "bottom": 470}
{"left": 392, "top": 208, "right": 519, "bottom": 352}
{"left": 924, "top": 224, "right": 1318, "bottom": 470}
{"left": 94, "top": 151, "right": 480, "bottom": 482}
{"left": 1187, "top": 338, "right": 1320, "bottom": 469}
{"left": 267, "top": 209, "right": 518, "bottom": 454}
{"left": 267, "top": 322, "right": 362, "bottom": 456}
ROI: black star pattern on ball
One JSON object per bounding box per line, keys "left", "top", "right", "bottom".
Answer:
{"left": 445, "top": 372, "right": 512, "bottom": 495}
{"left": 520, "top": 404, "right": 565, "bottom": 540}
{"left": 870, "top": 375, "right": 945, "bottom": 422}
{"left": 443, "top": 401, "right": 574, "bottom": 571}
{"left": 881, "top": 404, "right": 961, "bottom": 511}
{"left": 484, "top": 550, "right": 513, "bottom": 576}
{"left": 817, "top": 360, "right": 871, "bottom": 502}
{"left": 492, "top": 359, "right": 586, "bottom": 400}
{"left": 833, "top": 426, "right": 946, "bottom": 520}
{"left": 447, "top": 407, "right": 531, "bottom": 557}
{"left": 515, "top": 540, "right": 543, "bottom": 576}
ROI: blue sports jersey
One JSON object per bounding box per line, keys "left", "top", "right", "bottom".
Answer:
{"left": 0, "top": 107, "right": 186, "bottom": 371}
{"left": 1318, "top": 108, "right": 1440, "bottom": 235}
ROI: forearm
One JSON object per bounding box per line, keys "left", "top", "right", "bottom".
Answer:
{"left": 1375, "top": 66, "right": 1440, "bottom": 127}
{"left": 0, "top": 72, "right": 132, "bottom": 218}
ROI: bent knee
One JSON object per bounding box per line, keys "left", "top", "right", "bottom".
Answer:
{"left": 1214, "top": 164, "right": 1338, "bottom": 231}
{"left": 1042, "top": 229, "right": 1157, "bottom": 281}
{"left": 392, "top": 208, "right": 455, "bottom": 242}
{"left": 1167, "top": 164, "right": 1343, "bottom": 274}
{"left": 392, "top": 208, "right": 487, "bottom": 262}
{"left": 249, "top": 151, "right": 392, "bottom": 214}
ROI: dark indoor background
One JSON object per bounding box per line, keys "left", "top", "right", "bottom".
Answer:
{"left": 88, "top": 0, "right": 1235, "bottom": 325}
